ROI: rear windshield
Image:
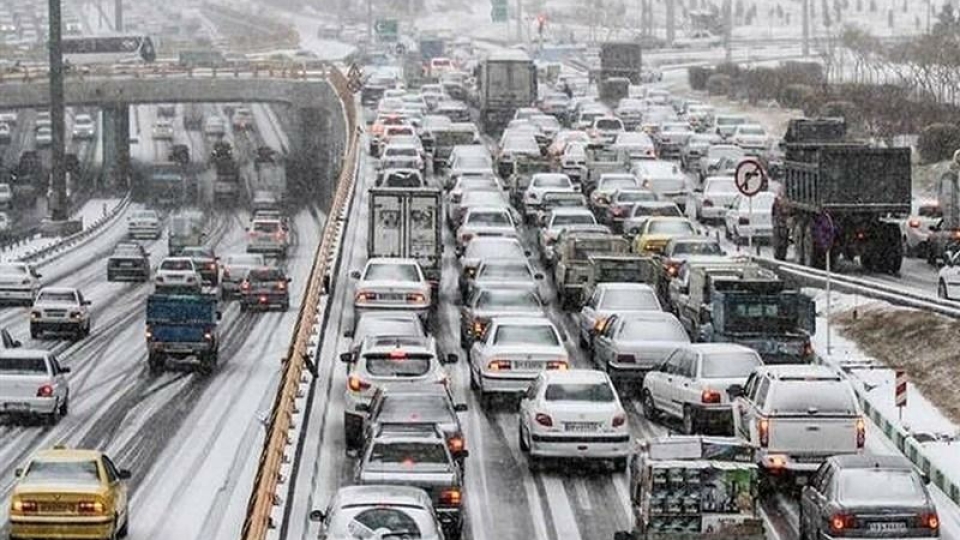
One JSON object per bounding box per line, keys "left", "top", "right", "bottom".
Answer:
{"left": 381, "top": 396, "right": 452, "bottom": 423}
{"left": 37, "top": 291, "right": 76, "bottom": 303}
{"left": 648, "top": 221, "right": 695, "bottom": 235}
{"left": 738, "top": 126, "right": 765, "bottom": 136}
{"left": 717, "top": 117, "right": 746, "bottom": 126}
{"left": 544, "top": 382, "right": 615, "bottom": 402}
{"left": 700, "top": 352, "right": 763, "bottom": 378}
{"left": 553, "top": 214, "right": 595, "bottom": 226}
{"left": 768, "top": 380, "right": 857, "bottom": 414}
{"left": 479, "top": 263, "right": 530, "bottom": 279}
{"left": 160, "top": 260, "right": 193, "bottom": 271}
{"left": 601, "top": 290, "right": 660, "bottom": 310}
{"left": 0, "top": 356, "right": 47, "bottom": 374}
{"left": 596, "top": 119, "right": 623, "bottom": 130}
{"left": 476, "top": 289, "right": 540, "bottom": 309}
{"left": 249, "top": 269, "right": 284, "bottom": 281}
{"left": 838, "top": 470, "right": 927, "bottom": 505}
{"left": 369, "top": 442, "right": 448, "bottom": 465}
{"left": 533, "top": 177, "right": 570, "bottom": 188}
{"left": 620, "top": 319, "right": 687, "bottom": 341}
{"left": 364, "top": 263, "right": 420, "bottom": 282}
{"left": 24, "top": 460, "right": 100, "bottom": 485}
{"left": 356, "top": 318, "right": 422, "bottom": 340}
{"left": 365, "top": 355, "right": 431, "bottom": 377}
{"left": 672, "top": 242, "right": 723, "bottom": 256}
{"left": 493, "top": 325, "right": 559, "bottom": 346}
{"left": 466, "top": 211, "right": 511, "bottom": 226}
{"left": 386, "top": 147, "right": 418, "bottom": 157}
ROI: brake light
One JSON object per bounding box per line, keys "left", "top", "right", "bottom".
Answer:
{"left": 612, "top": 413, "right": 626, "bottom": 427}
{"left": 439, "top": 488, "right": 462, "bottom": 507}
{"left": 546, "top": 360, "right": 569, "bottom": 370}
{"left": 347, "top": 375, "right": 370, "bottom": 392}
{"left": 460, "top": 233, "right": 474, "bottom": 243}
{"left": 78, "top": 501, "right": 105, "bottom": 514}
{"left": 355, "top": 291, "right": 376, "bottom": 302}
{"left": 701, "top": 389, "right": 721, "bottom": 404}
{"left": 487, "top": 359, "right": 511, "bottom": 371}
{"left": 738, "top": 216, "right": 750, "bottom": 225}
{"left": 241, "top": 281, "right": 251, "bottom": 291}
{"left": 856, "top": 417, "right": 865, "bottom": 448}
{"left": 389, "top": 349, "right": 407, "bottom": 359}
{"left": 615, "top": 354, "right": 636, "bottom": 364}
{"left": 207, "top": 263, "right": 216, "bottom": 271}
{"left": 535, "top": 412, "right": 553, "bottom": 427}
{"left": 406, "top": 293, "right": 426, "bottom": 304}
{"left": 908, "top": 219, "right": 921, "bottom": 228}
{"left": 12, "top": 500, "right": 37, "bottom": 513}
{"left": 447, "top": 436, "right": 465, "bottom": 454}
{"left": 830, "top": 513, "right": 856, "bottom": 533}
{"left": 758, "top": 417, "right": 770, "bottom": 447}
{"left": 920, "top": 512, "right": 940, "bottom": 530}
{"left": 803, "top": 340, "right": 813, "bottom": 357}
{"left": 277, "top": 282, "right": 286, "bottom": 291}
{"left": 36, "top": 384, "right": 54, "bottom": 398}
{"left": 204, "top": 331, "right": 214, "bottom": 340}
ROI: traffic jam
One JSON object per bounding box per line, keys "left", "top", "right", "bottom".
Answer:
{"left": 307, "top": 37, "right": 946, "bottom": 540}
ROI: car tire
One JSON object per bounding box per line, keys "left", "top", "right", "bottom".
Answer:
{"left": 118, "top": 512, "right": 129, "bottom": 538}
{"left": 46, "top": 402, "right": 61, "bottom": 425}
{"left": 148, "top": 353, "right": 164, "bottom": 375}
{"left": 240, "top": 303, "right": 248, "bottom": 312}
{"left": 469, "top": 367, "right": 480, "bottom": 391}
{"left": 518, "top": 423, "right": 530, "bottom": 452}
{"left": 30, "top": 326, "right": 39, "bottom": 339}
{"left": 578, "top": 331, "right": 589, "bottom": 350}
{"left": 682, "top": 406, "right": 697, "bottom": 435}
{"left": 612, "top": 457, "right": 628, "bottom": 472}
{"left": 641, "top": 390, "right": 660, "bottom": 420}
{"left": 939, "top": 280, "right": 949, "bottom": 299}
{"left": 59, "top": 397, "right": 68, "bottom": 417}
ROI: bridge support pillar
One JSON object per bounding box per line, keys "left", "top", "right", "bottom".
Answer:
{"left": 101, "top": 103, "right": 130, "bottom": 191}
{"left": 290, "top": 106, "right": 334, "bottom": 206}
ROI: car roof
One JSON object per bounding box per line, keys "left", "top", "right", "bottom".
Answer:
{"left": 31, "top": 447, "right": 103, "bottom": 462}
{"left": 39, "top": 286, "right": 77, "bottom": 295}
{"left": 754, "top": 364, "right": 840, "bottom": 379}
{"left": 0, "top": 348, "right": 51, "bottom": 360}
{"left": 828, "top": 454, "right": 914, "bottom": 470}
{"left": 688, "top": 343, "right": 759, "bottom": 355}
{"left": 598, "top": 282, "right": 655, "bottom": 292}
{"left": 540, "top": 369, "right": 609, "bottom": 384}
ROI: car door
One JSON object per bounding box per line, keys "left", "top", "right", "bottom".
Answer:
{"left": 580, "top": 289, "right": 602, "bottom": 341}
{"left": 734, "top": 373, "right": 759, "bottom": 440}
{"left": 49, "top": 355, "right": 68, "bottom": 402}
{"left": 739, "top": 376, "right": 770, "bottom": 444}
{"left": 667, "top": 352, "right": 697, "bottom": 417}
{"left": 591, "top": 315, "right": 619, "bottom": 367}
{"left": 645, "top": 350, "right": 677, "bottom": 412}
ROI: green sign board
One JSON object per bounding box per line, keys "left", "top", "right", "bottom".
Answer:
{"left": 375, "top": 19, "right": 399, "bottom": 42}
{"left": 491, "top": 4, "right": 508, "bottom": 22}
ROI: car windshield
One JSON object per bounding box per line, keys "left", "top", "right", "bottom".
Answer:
{"left": 648, "top": 220, "right": 695, "bottom": 235}
{"left": 533, "top": 176, "right": 569, "bottom": 188}
{"left": 356, "top": 318, "right": 423, "bottom": 341}
{"left": 132, "top": 211, "right": 156, "bottom": 220}
{"left": 838, "top": 469, "right": 927, "bottom": 505}
{"left": 768, "top": 380, "right": 857, "bottom": 415}
{"left": 476, "top": 289, "right": 540, "bottom": 309}
{"left": 700, "top": 352, "right": 763, "bottom": 378}
{"left": 553, "top": 214, "right": 595, "bottom": 226}
{"left": 544, "top": 382, "right": 616, "bottom": 402}
{"left": 600, "top": 290, "right": 659, "bottom": 310}
{"left": 369, "top": 442, "right": 449, "bottom": 465}
{"left": 161, "top": 260, "right": 193, "bottom": 271}
{"left": 23, "top": 460, "right": 100, "bottom": 485}
{"left": 479, "top": 263, "right": 531, "bottom": 279}
{"left": 466, "top": 241, "right": 523, "bottom": 259}
{"left": 364, "top": 263, "right": 420, "bottom": 282}
{"left": 466, "top": 211, "right": 511, "bottom": 226}
{"left": 365, "top": 355, "right": 431, "bottom": 377}
{"left": 0, "top": 356, "right": 47, "bottom": 374}
{"left": 672, "top": 242, "right": 723, "bottom": 256}
{"left": 37, "top": 291, "right": 76, "bottom": 303}
{"left": 493, "top": 324, "right": 559, "bottom": 346}
{"left": 620, "top": 319, "right": 688, "bottom": 341}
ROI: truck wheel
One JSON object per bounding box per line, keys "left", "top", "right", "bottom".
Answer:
{"left": 641, "top": 390, "right": 660, "bottom": 420}
{"left": 148, "top": 353, "right": 164, "bottom": 375}
{"left": 773, "top": 226, "right": 789, "bottom": 260}
{"left": 805, "top": 222, "right": 825, "bottom": 269}
{"left": 884, "top": 224, "right": 903, "bottom": 275}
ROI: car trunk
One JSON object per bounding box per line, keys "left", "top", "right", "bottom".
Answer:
{"left": 768, "top": 414, "right": 860, "bottom": 457}
{"left": 11, "top": 484, "right": 103, "bottom": 515}
{"left": 0, "top": 372, "right": 47, "bottom": 400}
{"left": 543, "top": 401, "right": 619, "bottom": 433}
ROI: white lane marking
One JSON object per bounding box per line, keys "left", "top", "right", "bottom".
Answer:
{"left": 573, "top": 478, "right": 592, "bottom": 511}
{"left": 496, "top": 413, "right": 551, "bottom": 540}
{"left": 612, "top": 474, "right": 633, "bottom": 522}
{"left": 542, "top": 474, "right": 585, "bottom": 540}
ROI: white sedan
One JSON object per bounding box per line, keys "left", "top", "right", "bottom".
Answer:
{"left": 351, "top": 257, "right": 431, "bottom": 321}
{"left": 155, "top": 257, "right": 202, "bottom": 293}
{"left": 937, "top": 250, "right": 960, "bottom": 299}
{"left": 519, "top": 369, "right": 631, "bottom": 471}
{"left": 724, "top": 191, "right": 776, "bottom": 245}
{"left": 468, "top": 317, "right": 569, "bottom": 407}
{"left": 522, "top": 173, "right": 577, "bottom": 221}
{"left": 0, "top": 262, "right": 42, "bottom": 305}
{"left": 456, "top": 206, "right": 519, "bottom": 254}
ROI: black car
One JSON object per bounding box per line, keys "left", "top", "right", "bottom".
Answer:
{"left": 179, "top": 246, "right": 219, "bottom": 286}
{"left": 800, "top": 455, "right": 940, "bottom": 540}
{"left": 107, "top": 243, "right": 150, "bottom": 282}
{"left": 239, "top": 267, "right": 290, "bottom": 311}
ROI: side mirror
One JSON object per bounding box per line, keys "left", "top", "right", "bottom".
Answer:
{"left": 726, "top": 384, "right": 744, "bottom": 399}
{"left": 343, "top": 328, "right": 355, "bottom": 338}
{"left": 340, "top": 352, "right": 354, "bottom": 363}
{"left": 350, "top": 270, "right": 362, "bottom": 279}
{"left": 457, "top": 449, "right": 471, "bottom": 459}
{"left": 82, "top": 300, "right": 92, "bottom": 306}
{"left": 14, "top": 468, "right": 23, "bottom": 477}
{"left": 60, "top": 366, "right": 71, "bottom": 373}
{"left": 355, "top": 403, "right": 370, "bottom": 412}
{"left": 35, "top": 274, "right": 43, "bottom": 279}
{"left": 445, "top": 353, "right": 459, "bottom": 364}
{"left": 524, "top": 249, "right": 532, "bottom": 257}
{"left": 454, "top": 403, "right": 468, "bottom": 412}
{"left": 308, "top": 510, "right": 325, "bottom": 523}
{"left": 118, "top": 469, "right": 132, "bottom": 480}
{"left": 286, "top": 277, "right": 292, "bottom": 283}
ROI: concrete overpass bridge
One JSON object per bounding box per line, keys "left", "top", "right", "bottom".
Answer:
{"left": 0, "top": 64, "right": 351, "bottom": 203}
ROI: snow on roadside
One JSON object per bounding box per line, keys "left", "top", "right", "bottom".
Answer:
{"left": 0, "top": 197, "right": 125, "bottom": 263}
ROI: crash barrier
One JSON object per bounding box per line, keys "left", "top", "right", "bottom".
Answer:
{"left": 0, "top": 60, "right": 335, "bottom": 83}
{"left": 240, "top": 66, "right": 359, "bottom": 540}
{"left": 0, "top": 193, "right": 130, "bottom": 265}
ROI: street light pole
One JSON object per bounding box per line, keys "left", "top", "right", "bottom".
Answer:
{"left": 114, "top": 0, "right": 122, "bottom": 31}
{"left": 48, "top": 0, "right": 67, "bottom": 222}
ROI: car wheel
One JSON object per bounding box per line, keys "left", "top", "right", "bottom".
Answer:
{"left": 578, "top": 331, "right": 589, "bottom": 350}
{"left": 527, "top": 453, "right": 542, "bottom": 472}
{"left": 641, "top": 390, "right": 660, "bottom": 420}
{"left": 518, "top": 422, "right": 530, "bottom": 452}
{"left": 59, "top": 397, "right": 68, "bottom": 417}
{"left": 240, "top": 303, "right": 248, "bottom": 312}
{"left": 939, "top": 280, "right": 949, "bottom": 300}
{"left": 682, "top": 406, "right": 697, "bottom": 435}
{"left": 469, "top": 367, "right": 479, "bottom": 390}
{"left": 148, "top": 353, "right": 164, "bottom": 375}
{"left": 46, "top": 402, "right": 61, "bottom": 425}
{"left": 612, "top": 457, "right": 628, "bottom": 472}
{"left": 118, "top": 512, "right": 129, "bottom": 538}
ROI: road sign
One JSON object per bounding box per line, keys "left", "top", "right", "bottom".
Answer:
{"left": 812, "top": 212, "right": 836, "bottom": 251}
{"left": 346, "top": 64, "right": 363, "bottom": 94}
{"left": 375, "top": 19, "right": 399, "bottom": 42}
{"left": 895, "top": 369, "right": 908, "bottom": 408}
{"left": 734, "top": 158, "right": 767, "bottom": 197}
{"left": 347, "top": 63, "right": 362, "bottom": 80}
{"left": 491, "top": 4, "right": 508, "bottom": 21}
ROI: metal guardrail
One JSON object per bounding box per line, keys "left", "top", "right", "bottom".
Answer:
{"left": 240, "top": 66, "right": 358, "bottom": 540}
{"left": 0, "top": 61, "right": 334, "bottom": 83}
{"left": 21, "top": 193, "right": 131, "bottom": 265}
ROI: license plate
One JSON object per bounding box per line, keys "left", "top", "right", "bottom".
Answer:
{"left": 3, "top": 402, "right": 28, "bottom": 411}
{"left": 565, "top": 422, "right": 599, "bottom": 432}
{"left": 513, "top": 360, "right": 542, "bottom": 370}
{"left": 379, "top": 293, "right": 404, "bottom": 302}
{"left": 119, "top": 262, "right": 133, "bottom": 267}
{"left": 868, "top": 522, "right": 907, "bottom": 532}
{"left": 41, "top": 502, "right": 74, "bottom": 513}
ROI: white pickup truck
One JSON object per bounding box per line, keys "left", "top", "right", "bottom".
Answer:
{"left": 730, "top": 364, "right": 864, "bottom": 479}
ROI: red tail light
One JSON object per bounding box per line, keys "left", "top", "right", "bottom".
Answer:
{"left": 277, "top": 282, "right": 286, "bottom": 291}
{"left": 738, "top": 216, "right": 750, "bottom": 225}
{"left": 36, "top": 384, "right": 54, "bottom": 398}
{"left": 758, "top": 417, "right": 770, "bottom": 447}
{"left": 856, "top": 417, "right": 865, "bottom": 448}
{"left": 78, "top": 501, "right": 105, "bottom": 514}
{"left": 830, "top": 513, "right": 856, "bottom": 533}
{"left": 207, "top": 263, "right": 216, "bottom": 271}
{"left": 546, "top": 360, "right": 569, "bottom": 370}
{"left": 347, "top": 375, "right": 370, "bottom": 392}
{"left": 920, "top": 513, "right": 940, "bottom": 530}
{"left": 487, "top": 360, "right": 511, "bottom": 371}
{"left": 460, "top": 233, "right": 474, "bottom": 243}
{"left": 615, "top": 354, "right": 636, "bottom": 364}
{"left": 355, "top": 291, "right": 376, "bottom": 302}
{"left": 439, "top": 488, "right": 462, "bottom": 507}
{"left": 612, "top": 413, "right": 626, "bottom": 427}
{"left": 701, "top": 389, "right": 721, "bottom": 404}
{"left": 908, "top": 219, "right": 921, "bottom": 228}
{"left": 535, "top": 413, "right": 553, "bottom": 427}
{"left": 12, "top": 500, "right": 38, "bottom": 513}
{"left": 241, "top": 281, "right": 251, "bottom": 291}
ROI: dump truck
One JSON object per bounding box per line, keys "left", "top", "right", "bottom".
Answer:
{"left": 600, "top": 41, "right": 643, "bottom": 85}
{"left": 674, "top": 261, "right": 815, "bottom": 364}
{"left": 772, "top": 118, "right": 911, "bottom": 274}
{"left": 554, "top": 230, "right": 631, "bottom": 309}
{"left": 478, "top": 49, "right": 538, "bottom": 133}
{"left": 145, "top": 293, "right": 220, "bottom": 375}
{"left": 368, "top": 187, "right": 443, "bottom": 290}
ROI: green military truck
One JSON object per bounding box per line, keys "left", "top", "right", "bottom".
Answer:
{"left": 553, "top": 230, "right": 631, "bottom": 309}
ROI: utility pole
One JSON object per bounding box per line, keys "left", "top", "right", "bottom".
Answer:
{"left": 516, "top": 0, "right": 523, "bottom": 42}
{"left": 666, "top": 0, "right": 675, "bottom": 44}
{"left": 802, "top": 0, "right": 810, "bottom": 56}
{"left": 114, "top": 0, "right": 122, "bottom": 31}
{"left": 48, "top": 0, "right": 67, "bottom": 222}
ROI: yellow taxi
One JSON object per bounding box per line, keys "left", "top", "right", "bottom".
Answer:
{"left": 632, "top": 216, "right": 697, "bottom": 255}
{"left": 9, "top": 446, "right": 130, "bottom": 540}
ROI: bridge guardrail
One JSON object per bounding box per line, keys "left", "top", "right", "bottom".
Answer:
{"left": 22, "top": 193, "right": 131, "bottom": 266}
{"left": 0, "top": 61, "right": 335, "bottom": 83}
{"left": 240, "top": 66, "right": 358, "bottom": 540}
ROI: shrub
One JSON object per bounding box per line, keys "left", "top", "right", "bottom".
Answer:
{"left": 688, "top": 66, "right": 713, "bottom": 90}
{"left": 706, "top": 74, "right": 733, "bottom": 95}
{"left": 780, "top": 84, "right": 815, "bottom": 109}
{"left": 918, "top": 123, "right": 960, "bottom": 164}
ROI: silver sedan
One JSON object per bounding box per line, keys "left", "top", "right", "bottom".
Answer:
{"left": 591, "top": 311, "right": 690, "bottom": 389}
